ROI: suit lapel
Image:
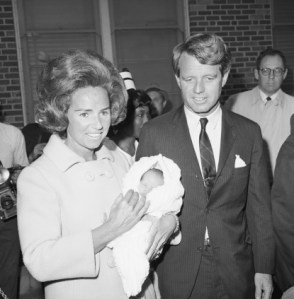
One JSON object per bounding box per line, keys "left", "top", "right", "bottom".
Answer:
{"left": 215, "top": 108, "right": 236, "bottom": 181}
{"left": 171, "top": 106, "right": 202, "bottom": 178}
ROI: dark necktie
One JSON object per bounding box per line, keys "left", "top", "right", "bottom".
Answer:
{"left": 199, "top": 118, "right": 216, "bottom": 196}
{"left": 266, "top": 96, "right": 271, "bottom": 101}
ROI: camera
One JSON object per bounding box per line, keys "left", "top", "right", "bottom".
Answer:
{"left": 0, "top": 165, "right": 23, "bottom": 221}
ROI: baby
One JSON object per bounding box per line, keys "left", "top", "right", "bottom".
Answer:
{"left": 138, "top": 168, "right": 164, "bottom": 196}
{"left": 108, "top": 154, "right": 184, "bottom": 297}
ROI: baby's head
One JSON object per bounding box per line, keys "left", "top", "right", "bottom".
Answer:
{"left": 138, "top": 168, "right": 164, "bottom": 196}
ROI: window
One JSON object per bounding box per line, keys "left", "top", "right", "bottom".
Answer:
{"left": 13, "top": 0, "right": 187, "bottom": 123}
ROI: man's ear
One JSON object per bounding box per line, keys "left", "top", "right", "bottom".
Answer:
{"left": 254, "top": 69, "right": 259, "bottom": 81}
{"left": 221, "top": 70, "right": 230, "bottom": 87}
{"left": 283, "top": 68, "right": 288, "bottom": 80}
{"left": 175, "top": 74, "right": 181, "bottom": 88}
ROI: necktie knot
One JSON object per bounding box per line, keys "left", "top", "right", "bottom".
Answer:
{"left": 200, "top": 118, "right": 208, "bottom": 130}
{"left": 266, "top": 96, "right": 271, "bottom": 101}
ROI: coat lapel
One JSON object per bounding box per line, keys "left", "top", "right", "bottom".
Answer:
{"left": 215, "top": 108, "right": 236, "bottom": 181}
{"left": 171, "top": 106, "right": 203, "bottom": 179}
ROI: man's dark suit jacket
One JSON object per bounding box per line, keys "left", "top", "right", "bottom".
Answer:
{"left": 272, "top": 114, "right": 294, "bottom": 292}
{"left": 136, "top": 105, "right": 275, "bottom": 299}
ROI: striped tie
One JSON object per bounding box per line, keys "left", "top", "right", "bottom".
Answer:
{"left": 199, "top": 118, "right": 216, "bottom": 196}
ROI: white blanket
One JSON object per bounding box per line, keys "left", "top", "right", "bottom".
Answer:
{"left": 108, "top": 154, "right": 184, "bottom": 297}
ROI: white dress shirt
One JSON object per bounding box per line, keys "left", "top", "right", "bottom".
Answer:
{"left": 184, "top": 104, "right": 222, "bottom": 241}
{"left": 184, "top": 104, "right": 222, "bottom": 174}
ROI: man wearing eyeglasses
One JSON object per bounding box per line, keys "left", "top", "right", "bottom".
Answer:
{"left": 225, "top": 47, "right": 294, "bottom": 182}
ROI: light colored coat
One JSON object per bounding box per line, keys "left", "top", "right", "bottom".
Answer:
{"left": 17, "top": 134, "right": 156, "bottom": 299}
{"left": 225, "top": 86, "right": 294, "bottom": 175}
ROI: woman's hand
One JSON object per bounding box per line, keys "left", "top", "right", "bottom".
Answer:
{"left": 92, "top": 190, "right": 149, "bottom": 254}
{"left": 106, "top": 189, "right": 149, "bottom": 237}
{"left": 145, "top": 213, "right": 177, "bottom": 260}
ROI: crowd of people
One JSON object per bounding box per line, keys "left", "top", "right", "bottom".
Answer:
{"left": 0, "top": 32, "right": 293, "bottom": 299}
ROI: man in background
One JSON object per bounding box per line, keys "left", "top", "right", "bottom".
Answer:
{"left": 225, "top": 48, "right": 294, "bottom": 181}
{"left": 0, "top": 121, "right": 28, "bottom": 299}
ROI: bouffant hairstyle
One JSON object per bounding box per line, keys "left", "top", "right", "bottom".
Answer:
{"left": 172, "top": 33, "right": 232, "bottom": 77}
{"left": 36, "top": 49, "right": 127, "bottom": 137}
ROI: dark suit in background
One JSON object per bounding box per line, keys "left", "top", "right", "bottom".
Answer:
{"left": 272, "top": 114, "right": 294, "bottom": 293}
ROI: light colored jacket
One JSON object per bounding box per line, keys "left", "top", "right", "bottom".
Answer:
{"left": 17, "top": 134, "right": 156, "bottom": 299}
{"left": 226, "top": 86, "right": 294, "bottom": 174}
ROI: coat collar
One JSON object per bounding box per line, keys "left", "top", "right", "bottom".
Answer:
{"left": 43, "top": 134, "right": 114, "bottom": 172}
{"left": 252, "top": 86, "right": 285, "bottom": 108}
{"left": 170, "top": 105, "right": 236, "bottom": 189}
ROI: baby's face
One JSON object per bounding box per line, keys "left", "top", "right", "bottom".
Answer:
{"left": 138, "top": 169, "right": 164, "bottom": 196}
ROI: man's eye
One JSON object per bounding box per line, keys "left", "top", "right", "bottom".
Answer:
{"left": 183, "top": 77, "right": 192, "bottom": 82}
{"left": 80, "top": 112, "right": 88, "bottom": 117}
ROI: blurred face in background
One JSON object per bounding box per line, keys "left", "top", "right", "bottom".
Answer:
{"left": 147, "top": 90, "right": 167, "bottom": 117}
{"left": 133, "top": 105, "right": 150, "bottom": 139}
{"left": 254, "top": 54, "right": 287, "bottom": 96}
{"left": 65, "top": 86, "right": 111, "bottom": 160}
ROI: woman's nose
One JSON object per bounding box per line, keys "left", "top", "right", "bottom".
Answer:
{"left": 93, "top": 116, "right": 103, "bottom": 129}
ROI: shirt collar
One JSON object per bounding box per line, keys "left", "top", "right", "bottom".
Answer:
{"left": 43, "top": 134, "right": 114, "bottom": 172}
{"left": 258, "top": 88, "right": 282, "bottom": 105}
{"left": 184, "top": 104, "right": 222, "bottom": 130}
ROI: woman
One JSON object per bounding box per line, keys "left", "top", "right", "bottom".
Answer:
{"left": 108, "top": 89, "right": 151, "bottom": 166}
{"left": 17, "top": 49, "right": 177, "bottom": 299}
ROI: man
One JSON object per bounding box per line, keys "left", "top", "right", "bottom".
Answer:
{"left": 225, "top": 48, "right": 294, "bottom": 179}
{"left": 0, "top": 121, "right": 28, "bottom": 299}
{"left": 146, "top": 87, "right": 170, "bottom": 118}
{"left": 271, "top": 114, "right": 294, "bottom": 293}
{"left": 136, "top": 34, "right": 275, "bottom": 299}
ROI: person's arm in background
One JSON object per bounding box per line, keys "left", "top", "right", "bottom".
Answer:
{"left": 13, "top": 127, "right": 29, "bottom": 166}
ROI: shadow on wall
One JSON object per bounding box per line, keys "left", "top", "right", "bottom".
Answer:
{"left": 283, "top": 68, "right": 294, "bottom": 96}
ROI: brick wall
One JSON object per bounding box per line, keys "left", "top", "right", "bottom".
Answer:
{"left": 0, "top": 0, "right": 24, "bottom": 127}
{"left": 188, "top": 0, "right": 273, "bottom": 102}
{"left": 0, "top": 0, "right": 273, "bottom": 124}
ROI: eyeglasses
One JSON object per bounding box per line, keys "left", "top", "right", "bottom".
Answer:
{"left": 258, "top": 68, "right": 285, "bottom": 77}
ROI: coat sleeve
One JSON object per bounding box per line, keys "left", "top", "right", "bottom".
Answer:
{"left": 17, "top": 165, "right": 99, "bottom": 282}
{"left": 246, "top": 125, "right": 275, "bottom": 274}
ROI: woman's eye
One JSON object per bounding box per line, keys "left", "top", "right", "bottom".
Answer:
{"left": 101, "top": 110, "right": 110, "bottom": 116}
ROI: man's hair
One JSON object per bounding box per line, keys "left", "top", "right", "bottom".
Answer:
{"left": 255, "top": 47, "right": 287, "bottom": 70}
{"left": 36, "top": 49, "right": 127, "bottom": 137}
{"left": 172, "top": 33, "right": 232, "bottom": 77}
{"left": 145, "top": 87, "right": 169, "bottom": 104}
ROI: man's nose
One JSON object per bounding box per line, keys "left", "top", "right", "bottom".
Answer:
{"left": 193, "top": 80, "right": 204, "bottom": 93}
{"left": 269, "top": 69, "right": 275, "bottom": 79}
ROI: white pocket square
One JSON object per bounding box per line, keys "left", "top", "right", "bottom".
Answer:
{"left": 234, "top": 155, "right": 246, "bottom": 168}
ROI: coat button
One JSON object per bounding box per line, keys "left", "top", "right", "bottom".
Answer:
{"left": 85, "top": 172, "right": 95, "bottom": 181}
